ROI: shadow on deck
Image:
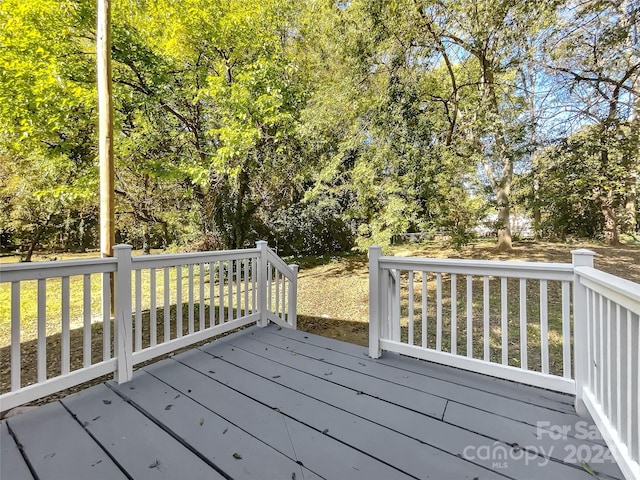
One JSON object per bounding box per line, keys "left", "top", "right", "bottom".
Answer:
{"left": 1, "top": 324, "right": 624, "bottom": 479}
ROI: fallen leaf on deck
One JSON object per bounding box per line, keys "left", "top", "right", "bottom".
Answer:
{"left": 233, "top": 453, "right": 243, "bottom": 459}
{"left": 582, "top": 462, "right": 596, "bottom": 477}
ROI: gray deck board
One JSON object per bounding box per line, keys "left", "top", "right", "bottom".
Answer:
{"left": 256, "top": 328, "right": 576, "bottom": 412}
{"left": 141, "top": 358, "right": 413, "bottom": 479}
{"left": 264, "top": 328, "right": 587, "bottom": 429}
{"left": 107, "top": 370, "right": 322, "bottom": 480}
{"left": 269, "top": 327, "right": 577, "bottom": 410}
{"left": 244, "top": 330, "right": 615, "bottom": 464}
{"left": 61, "top": 383, "right": 223, "bottom": 480}
{"left": 6, "top": 400, "right": 125, "bottom": 480}
{"left": 0, "top": 324, "right": 624, "bottom": 480}
{"left": 180, "top": 346, "right": 505, "bottom": 479}
{"left": 231, "top": 332, "right": 450, "bottom": 418}
{"left": 213, "top": 335, "right": 612, "bottom": 479}
{"left": 1, "top": 421, "right": 33, "bottom": 480}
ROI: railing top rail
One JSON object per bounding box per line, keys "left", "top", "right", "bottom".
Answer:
{"left": 265, "top": 247, "right": 296, "bottom": 280}
{"left": 131, "top": 248, "right": 259, "bottom": 269}
{"left": 377, "top": 256, "right": 575, "bottom": 281}
{"left": 0, "top": 257, "right": 117, "bottom": 283}
{"left": 575, "top": 265, "right": 640, "bottom": 315}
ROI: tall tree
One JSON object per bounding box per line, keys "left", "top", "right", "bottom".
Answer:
{"left": 411, "top": 0, "right": 557, "bottom": 250}
{"left": 111, "top": 0, "right": 308, "bottom": 248}
{"left": 0, "top": 0, "right": 98, "bottom": 259}
{"left": 545, "top": 0, "right": 640, "bottom": 244}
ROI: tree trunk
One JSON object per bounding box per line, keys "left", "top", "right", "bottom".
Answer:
{"left": 601, "top": 202, "right": 620, "bottom": 245}
{"left": 623, "top": 170, "right": 637, "bottom": 235}
{"left": 496, "top": 185, "right": 512, "bottom": 251}
{"left": 531, "top": 152, "right": 541, "bottom": 240}
{"left": 624, "top": 75, "right": 639, "bottom": 236}
{"left": 143, "top": 221, "right": 151, "bottom": 254}
{"left": 22, "top": 226, "right": 45, "bottom": 262}
{"left": 596, "top": 144, "right": 620, "bottom": 245}
{"left": 233, "top": 159, "right": 251, "bottom": 249}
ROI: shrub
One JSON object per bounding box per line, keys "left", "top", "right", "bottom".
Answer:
{"left": 266, "top": 201, "right": 354, "bottom": 256}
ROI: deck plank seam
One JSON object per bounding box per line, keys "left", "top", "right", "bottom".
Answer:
{"left": 196, "top": 345, "right": 519, "bottom": 480}
{"left": 212, "top": 341, "right": 611, "bottom": 478}
{"left": 103, "top": 380, "right": 235, "bottom": 480}
{"left": 264, "top": 329, "right": 579, "bottom": 414}
{"left": 57, "top": 399, "right": 135, "bottom": 480}
{"left": 441, "top": 399, "right": 449, "bottom": 422}
{"left": 266, "top": 327, "right": 574, "bottom": 399}
{"left": 177, "top": 354, "right": 424, "bottom": 480}
{"left": 4, "top": 419, "right": 39, "bottom": 480}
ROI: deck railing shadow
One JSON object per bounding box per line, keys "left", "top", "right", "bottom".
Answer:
{"left": 0, "top": 303, "right": 256, "bottom": 408}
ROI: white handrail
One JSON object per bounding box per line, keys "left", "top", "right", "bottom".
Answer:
{"left": 1, "top": 257, "right": 117, "bottom": 282}
{"left": 263, "top": 245, "right": 298, "bottom": 329}
{"left": 575, "top": 266, "right": 640, "bottom": 314}
{"left": 370, "top": 247, "right": 579, "bottom": 393}
{"left": 131, "top": 248, "right": 259, "bottom": 269}
{"left": 574, "top": 263, "right": 640, "bottom": 480}
{"left": 378, "top": 256, "right": 574, "bottom": 281}
{"left": 266, "top": 247, "right": 296, "bottom": 281}
{"left": 0, "top": 242, "right": 297, "bottom": 413}
{"left": 370, "top": 246, "right": 639, "bottom": 480}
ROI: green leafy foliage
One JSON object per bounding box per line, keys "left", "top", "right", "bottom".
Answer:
{"left": 1, "top": 0, "right": 637, "bottom": 256}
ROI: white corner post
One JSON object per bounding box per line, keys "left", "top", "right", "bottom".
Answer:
{"left": 369, "top": 246, "right": 382, "bottom": 358}
{"left": 257, "top": 241, "right": 269, "bottom": 328}
{"left": 288, "top": 264, "right": 298, "bottom": 329}
{"left": 572, "top": 248, "right": 595, "bottom": 416}
{"left": 113, "top": 244, "right": 133, "bottom": 383}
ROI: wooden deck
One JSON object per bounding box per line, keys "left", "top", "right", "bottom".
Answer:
{"left": 1, "top": 324, "right": 624, "bottom": 479}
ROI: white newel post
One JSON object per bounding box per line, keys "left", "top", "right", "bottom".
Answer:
{"left": 572, "top": 248, "right": 595, "bottom": 416}
{"left": 369, "top": 246, "right": 382, "bottom": 358}
{"left": 257, "top": 241, "right": 268, "bottom": 328}
{"left": 289, "top": 264, "right": 298, "bottom": 329}
{"left": 113, "top": 244, "right": 133, "bottom": 383}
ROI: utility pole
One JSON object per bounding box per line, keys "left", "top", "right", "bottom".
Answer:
{"left": 97, "top": 0, "right": 114, "bottom": 260}
{"left": 97, "top": 0, "right": 115, "bottom": 312}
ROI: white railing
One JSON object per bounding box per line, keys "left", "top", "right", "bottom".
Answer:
{"left": 264, "top": 245, "right": 298, "bottom": 329}
{"left": 574, "top": 263, "right": 640, "bottom": 480}
{"left": 0, "top": 242, "right": 297, "bottom": 411}
{"left": 368, "top": 246, "right": 577, "bottom": 392}
{"left": 368, "top": 246, "right": 639, "bottom": 480}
